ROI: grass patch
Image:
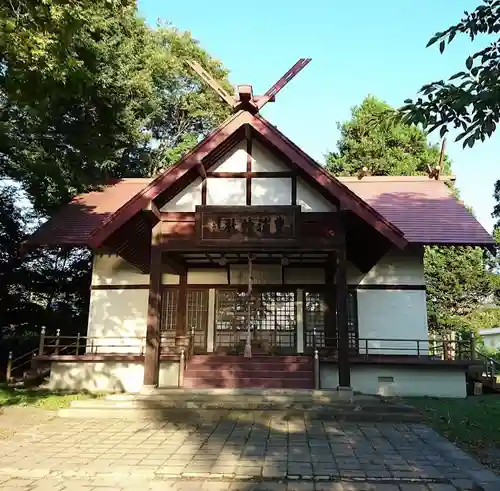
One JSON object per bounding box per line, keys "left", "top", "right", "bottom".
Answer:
{"left": 0, "top": 384, "right": 103, "bottom": 410}
{"left": 403, "top": 395, "right": 500, "bottom": 470}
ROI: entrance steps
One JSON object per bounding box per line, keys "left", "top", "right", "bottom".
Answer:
{"left": 183, "top": 355, "right": 313, "bottom": 389}
{"left": 57, "top": 388, "right": 423, "bottom": 422}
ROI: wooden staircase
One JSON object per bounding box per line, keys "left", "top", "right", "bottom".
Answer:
{"left": 183, "top": 354, "right": 314, "bottom": 389}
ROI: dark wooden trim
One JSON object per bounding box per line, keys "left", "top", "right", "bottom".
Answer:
{"left": 246, "top": 125, "right": 252, "bottom": 205}
{"left": 91, "top": 284, "right": 150, "bottom": 290}
{"left": 291, "top": 175, "right": 297, "bottom": 206}
{"left": 335, "top": 238, "right": 351, "bottom": 387}
{"left": 143, "top": 224, "right": 162, "bottom": 387}
{"left": 176, "top": 272, "right": 188, "bottom": 337}
{"left": 34, "top": 354, "right": 181, "bottom": 362}
{"left": 207, "top": 171, "right": 293, "bottom": 178}
{"left": 226, "top": 265, "right": 231, "bottom": 284}
{"left": 201, "top": 179, "right": 207, "bottom": 205}
{"left": 351, "top": 284, "right": 426, "bottom": 291}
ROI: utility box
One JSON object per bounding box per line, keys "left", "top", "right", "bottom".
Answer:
{"left": 474, "top": 382, "right": 483, "bottom": 396}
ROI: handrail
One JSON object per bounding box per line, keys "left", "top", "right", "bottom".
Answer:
{"left": 475, "top": 349, "right": 500, "bottom": 379}
{"left": 317, "top": 336, "right": 475, "bottom": 361}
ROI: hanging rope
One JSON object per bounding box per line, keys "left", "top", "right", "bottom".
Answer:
{"left": 244, "top": 253, "right": 252, "bottom": 358}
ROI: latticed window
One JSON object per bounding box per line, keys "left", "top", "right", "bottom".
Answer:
{"left": 161, "top": 288, "right": 178, "bottom": 331}
{"left": 304, "top": 292, "right": 326, "bottom": 348}
{"left": 303, "top": 289, "right": 359, "bottom": 351}
{"left": 187, "top": 289, "right": 208, "bottom": 350}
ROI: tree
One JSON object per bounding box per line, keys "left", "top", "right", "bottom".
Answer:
{"left": 0, "top": 3, "right": 232, "bottom": 363}
{"left": 326, "top": 96, "right": 451, "bottom": 176}
{"left": 326, "top": 96, "right": 495, "bottom": 332}
{"left": 401, "top": 0, "right": 500, "bottom": 148}
{"left": 0, "top": 2, "right": 231, "bottom": 214}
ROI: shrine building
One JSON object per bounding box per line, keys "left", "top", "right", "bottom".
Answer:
{"left": 24, "top": 60, "right": 494, "bottom": 398}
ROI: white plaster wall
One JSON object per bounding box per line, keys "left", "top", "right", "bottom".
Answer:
{"left": 161, "top": 178, "right": 202, "bottom": 212}
{"left": 347, "top": 248, "right": 425, "bottom": 286}
{"left": 48, "top": 361, "right": 180, "bottom": 393}
{"left": 251, "top": 177, "right": 291, "bottom": 205}
{"left": 210, "top": 140, "right": 247, "bottom": 172}
{"left": 230, "top": 264, "right": 282, "bottom": 284}
{"left": 206, "top": 177, "right": 246, "bottom": 206}
{"left": 251, "top": 140, "right": 288, "bottom": 172}
{"left": 284, "top": 268, "right": 325, "bottom": 284}
{"left": 297, "top": 177, "right": 336, "bottom": 213}
{"left": 188, "top": 269, "right": 228, "bottom": 284}
{"left": 92, "top": 254, "right": 148, "bottom": 286}
{"left": 320, "top": 364, "right": 466, "bottom": 398}
{"left": 357, "top": 290, "right": 428, "bottom": 355}
{"left": 48, "top": 361, "right": 145, "bottom": 393}
{"left": 86, "top": 289, "right": 149, "bottom": 354}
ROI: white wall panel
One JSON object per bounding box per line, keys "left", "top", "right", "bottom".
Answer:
{"left": 320, "top": 365, "right": 466, "bottom": 398}
{"left": 357, "top": 289, "right": 428, "bottom": 355}
{"left": 206, "top": 178, "right": 246, "bottom": 206}
{"left": 297, "top": 177, "right": 336, "bottom": 212}
{"left": 347, "top": 248, "right": 425, "bottom": 286}
{"left": 251, "top": 140, "right": 288, "bottom": 172}
{"left": 92, "top": 254, "right": 149, "bottom": 286}
{"left": 210, "top": 140, "right": 247, "bottom": 172}
{"left": 251, "top": 177, "right": 291, "bottom": 206}
{"left": 161, "top": 178, "right": 202, "bottom": 212}
{"left": 230, "top": 264, "right": 282, "bottom": 285}
{"left": 86, "top": 289, "right": 149, "bottom": 354}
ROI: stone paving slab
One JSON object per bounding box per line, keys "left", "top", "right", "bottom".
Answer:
{"left": 0, "top": 414, "right": 497, "bottom": 490}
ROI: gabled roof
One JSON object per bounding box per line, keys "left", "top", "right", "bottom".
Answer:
{"left": 70, "top": 110, "right": 407, "bottom": 249}
{"left": 24, "top": 176, "right": 494, "bottom": 249}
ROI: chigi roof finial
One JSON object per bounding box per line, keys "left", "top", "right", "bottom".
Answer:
{"left": 186, "top": 58, "right": 311, "bottom": 114}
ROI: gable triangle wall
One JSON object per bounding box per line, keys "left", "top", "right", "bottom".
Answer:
{"left": 161, "top": 139, "right": 336, "bottom": 212}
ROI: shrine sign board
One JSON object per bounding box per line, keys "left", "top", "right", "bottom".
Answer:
{"left": 196, "top": 206, "right": 299, "bottom": 245}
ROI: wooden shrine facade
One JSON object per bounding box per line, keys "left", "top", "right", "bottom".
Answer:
{"left": 143, "top": 205, "right": 354, "bottom": 389}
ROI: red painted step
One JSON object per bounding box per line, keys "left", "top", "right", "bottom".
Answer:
{"left": 183, "top": 354, "right": 314, "bottom": 389}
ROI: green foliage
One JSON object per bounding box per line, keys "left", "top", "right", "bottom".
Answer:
{"left": 326, "top": 96, "right": 451, "bottom": 176}
{"left": 401, "top": 0, "right": 500, "bottom": 148}
{"left": 0, "top": 3, "right": 231, "bottom": 361}
{"left": 425, "top": 246, "right": 495, "bottom": 331}
{"left": 326, "top": 95, "right": 495, "bottom": 334}
{"left": 0, "top": 2, "right": 230, "bottom": 214}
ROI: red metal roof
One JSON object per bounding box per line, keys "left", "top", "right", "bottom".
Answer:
{"left": 341, "top": 176, "right": 494, "bottom": 246}
{"left": 25, "top": 179, "right": 149, "bottom": 247}
{"left": 24, "top": 175, "right": 494, "bottom": 248}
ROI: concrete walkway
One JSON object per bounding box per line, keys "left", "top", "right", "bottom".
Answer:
{"left": 0, "top": 411, "right": 498, "bottom": 490}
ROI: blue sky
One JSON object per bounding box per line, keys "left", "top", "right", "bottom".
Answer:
{"left": 138, "top": 0, "right": 499, "bottom": 233}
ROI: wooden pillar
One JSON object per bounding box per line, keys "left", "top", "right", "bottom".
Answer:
{"left": 143, "top": 223, "right": 162, "bottom": 387}
{"left": 175, "top": 271, "right": 188, "bottom": 346}
{"left": 324, "top": 256, "right": 336, "bottom": 348}
{"left": 336, "top": 243, "right": 351, "bottom": 388}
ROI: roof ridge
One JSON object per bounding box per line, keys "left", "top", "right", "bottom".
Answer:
{"left": 338, "top": 175, "right": 456, "bottom": 183}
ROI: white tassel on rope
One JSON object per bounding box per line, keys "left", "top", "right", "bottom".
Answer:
{"left": 244, "top": 253, "right": 253, "bottom": 358}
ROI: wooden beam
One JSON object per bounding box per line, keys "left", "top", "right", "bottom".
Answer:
{"left": 186, "top": 60, "right": 236, "bottom": 108}
{"left": 246, "top": 124, "right": 252, "bottom": 205}
{"left": 335, "top": 225, "right": 351, "bottom": 388}
{"left": 143, "top": 201, "right": 161, "bottom": 221}
{"left": 256, "top": 58, "right": 312, "bottom": 110}
{"left": 175, "top": 272, "right": 188, "bottom": 339}
{"left": 143, "top": 224, "right": 162, "bottom": 387}
{"left": 163, "top": 254, "right": 187, "bottom": 275}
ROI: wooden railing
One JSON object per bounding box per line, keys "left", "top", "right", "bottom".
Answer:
{"left": 178, "top": 326, "right": 196, "bottom": 388}
{"left": 317, "top": 335, "right": 475, "bottom": 361}
{"left": 38, "top": 328, "right": 146, "bottom": 356}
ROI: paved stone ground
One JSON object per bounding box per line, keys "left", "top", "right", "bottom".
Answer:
{"left": 0, "top": 413, "right": 499, "bottom": 490}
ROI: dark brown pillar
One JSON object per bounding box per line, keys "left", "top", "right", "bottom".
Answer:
{"left": 336, "top": 244, "right": 351, "bottom": 388}
{"left": 324, "top": 255, "right": 336, "bottom": 348}
{"left": 175, "top": 271, "right": 188, "bottom": 347}
{"left": 143, "top": 223, "right": 162, "bottom": 387}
